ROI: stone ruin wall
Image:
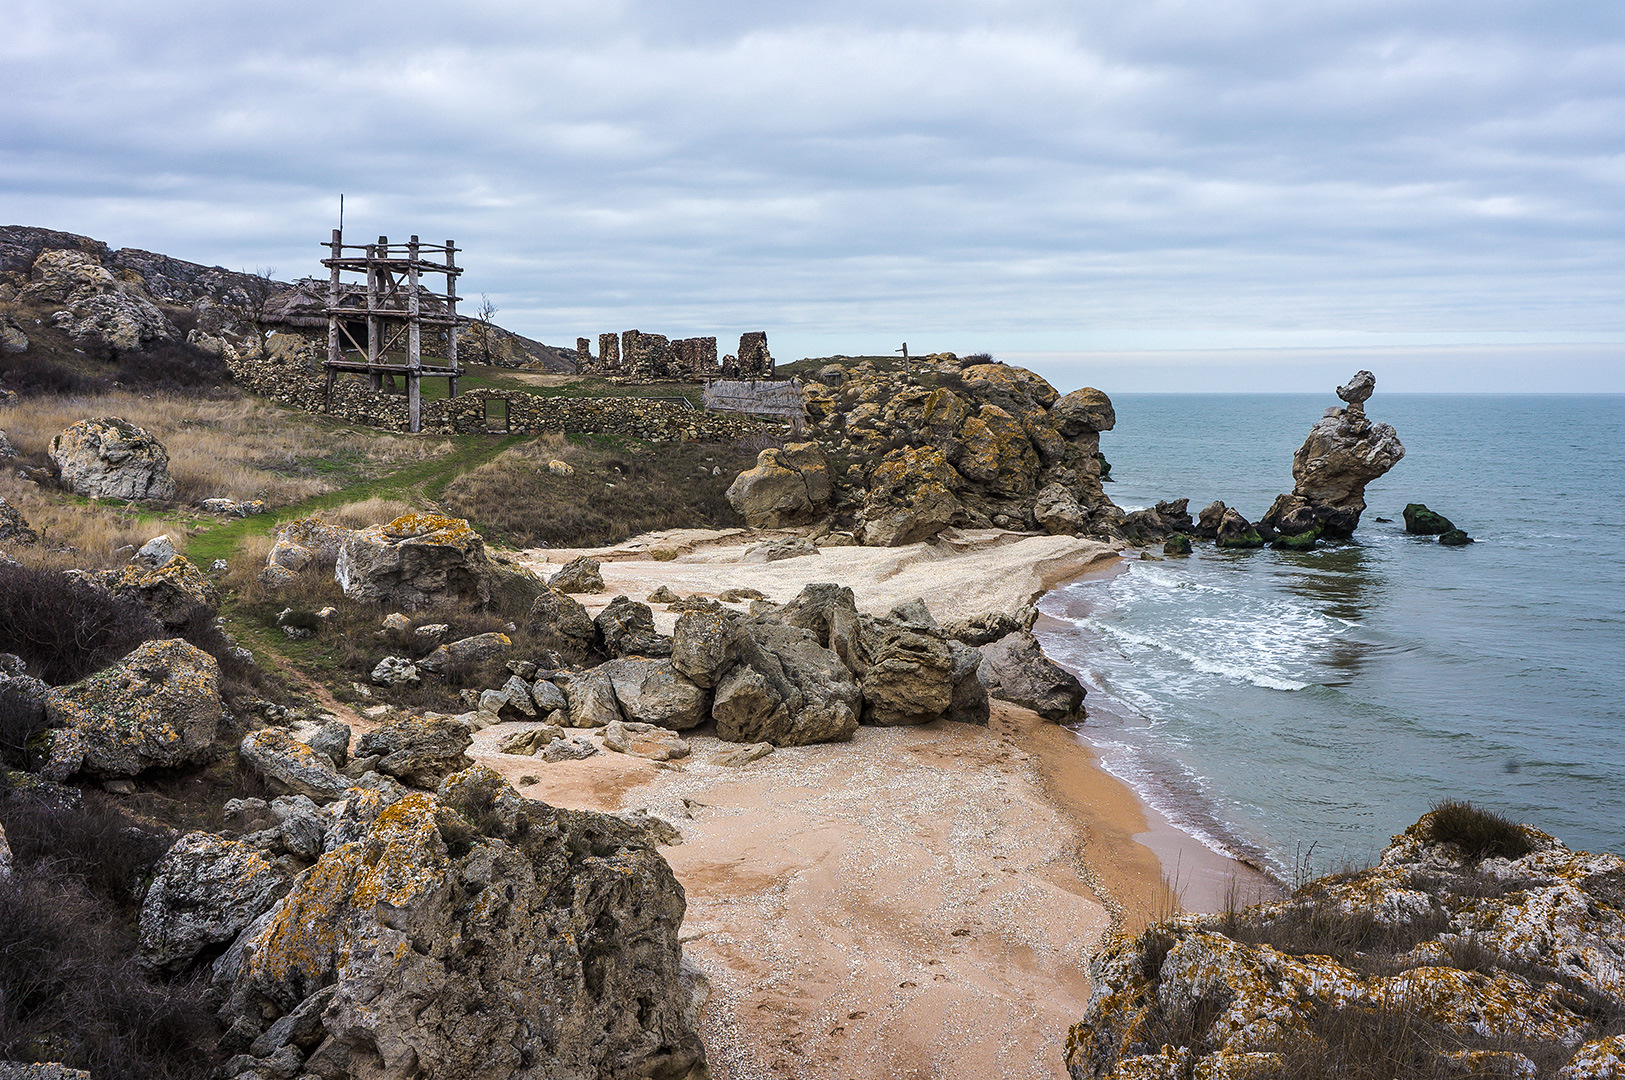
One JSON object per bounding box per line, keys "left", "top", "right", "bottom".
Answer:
{"left": 576, "top": 330, "right": 771, "bottom": 381}
{"left": 227, "top": 335, "right": 765, "bottom": 442}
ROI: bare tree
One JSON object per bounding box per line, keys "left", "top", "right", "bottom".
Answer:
{"left": 222, "top": 267, "right": 279, "bottom": 358}
{"left": 475, "top": 293, "right": 498, "bottom": 364}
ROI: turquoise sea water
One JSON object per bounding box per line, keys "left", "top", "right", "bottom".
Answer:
{"left": 1036, "top": 393, "right": 1625, "bottom": 877}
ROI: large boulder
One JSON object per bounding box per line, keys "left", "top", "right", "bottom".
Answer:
{"left": 549, "top": 555, "right": 605, "bottom": 594}
{"left": 853, "top": 612, "right": 958, "bottom": 726}
{"left": 561, "top": 667, "right": 624, "bottom": 728}
{"left": 1215, "top": 507, "right": 1265, "bottom": 549}
{"left": 137, "top": 831, "right": 288, "bottom": 972}
{"left": 1288, "top": 370, "right": 1405, "bottom": 537}
{"left": 239, "top": 727, "right": 349, "bottom": 802}
{"left": 670, "top": 608, "right": 737, "bottom": 688}
{"left": 486, "top": 554, "right": 549, "bottom": 613}
{"left": 1066, "top": 809, "right": 1625, "bottom": 1080}
{"left": 1033, "top": 482, "right": 1088, "bottom": 535}
{"left": 712, "top": 621, "right": 861, "bottom": 746}
{"left": 44, "top": 639, "right": 225, "bottom": 778}
{"left": 335, "top": 514, "right": 490, "bottom": 609}
{"left": 526, "top": 587, "right": 597, "bottom": 656}
{"left": 354, "top": 716, "right": 473, "bottom": 788}
{"left": 977, "top": 630, "right": 1084, "bottom": 722}
{"left": 725, "top": 442, "right": 832, "bottom": 528}
{"left": 417, "top": 631, "right": 512, "bottom": 675}
{"left": 1403, "top": 502, "right": 1456, "bottom": 535}
{"left": 20, "top": 249, "right": 175, "bottom": 349}
{"left": 48, "top": 417, "right": 176, "bottom": 501}
{"left": 1050, "top": 387, "right": 1116, "bottom": 436}
{"left": 595, "top": 596, "right": 672, "bottom": 658}
{"left": 601, "top": 658, "right": 709, "bottom": 731}
{"left": 213, "top": 767, "right": 705, "bottom": 1080}
{"left": 95, "top": 551, "right": 218, "bottom": 628}
{"left": 267, "top": 517, "right": 355, "bottom": 573}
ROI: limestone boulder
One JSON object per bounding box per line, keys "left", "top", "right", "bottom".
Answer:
{"left": 336, "top": 513, "right": 490, "bottom": 609}
{"left": 560, "top": 667, "right": 624, "bottom": 728}
{"left": 1050, "top": 386, "right": 1116, "bottom": 436}
{"left": 601, "top": 658, "right": 709, "bottom": 731}
{"left": 526, "top": 587, "right": 597, "bottom": 658}
{"left": 1195, "top": 500, "right": 1227, "bottom": 539}
{"left": 213, "top": 767, "right": 705, "bottom": 1080}
{"left": 354, "top": 716, "right": 473, "bottom": 788}
{"left": 670, "top": 608, "right": 736, "bottom": 688}
{"left": 861, "top": 481, "right": 960, "bottom": 547}
{"left": 0, "top": 496, "right": 37, "bottom": 545}
{"left": 239, "top": 727, "right": 349, "bottom": 802}
{"left": 494, "top": 725, "right": 566, "bottom": 756}
{"left": 713, "top": 620, "right": 860, "bottom": 746}
{"left": 596, "top": 596, "right": 673, "bottom": 658}
{"left": 44, "top": 639, "right": 225, "bottom": 778}
{"left": 486, "top": 555, "right": 549, "bottom": 613}
{"left": 603, "top": 719, "right": 690, "bottom": 762}
{"left": 1034, "top": 482, "right": 1088, "bottom": 535}
{"left": 95, "top": 552, "right": 218, "bottom": 628}
{"left": 417, "top": 631, "right": 511, "bottom": 675}
{"left": 549, "top": 555, "right": 605, "bottom": 594}
{"left": 369, "top": 656, "right": 420, "bottom": 687}
{"left": 137, "top": 831, "right": 288, "bottom": 972}
{"left": 725, "top": 442, "right": 832, "bottom": 528}
{"left": 956, "top": 404, "right": 1039, "bottom": 496}
{"left": 267, "top": 517, "right": 355, "bottom": 574}
{"left": 48, "top": 417, "right": 176, "bottom": 501}
{"left": 977, "top": 630, "right": 1084, "bottom": 722}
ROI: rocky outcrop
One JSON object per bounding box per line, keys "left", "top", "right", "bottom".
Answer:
{"left": 549, "top": 555, "right": 605, "bottom": 594}
{"left": 793, "top": 358, "right": 1120, "bottom": 543}
{"left": 239, "top": 728, "right": 349, "bottom": 802}
{"left": 48, "top": 417, "right": 176, "bottom": 501}
{"left": 712, "top": 620, "right": 863, "bottom": 745}
{"left": 17, "top": 249, "right": 176, "bottom": 349}
{"left": 43, "top": 639, "right": 225, "bottom": 778}
{"left": 94, "top": 549, "right": 218, "bottom": 627}
{"left": 1215, "top": 507, "right": 1264, "bottom": 549}
{"left": 526, "top": 586, "right": 597, "bottom": 656}
{"left": 1067, "top": 806, "right": 1625, "bottom": 1080}
{"left": 138, "top": 832, "right": 288, "bottom": 972}
{"left": 335, "top": 514, "right": 490, "bottom": 609}
{"left": 977, "top": 630, "right": 1085, "bottom": 721}
{"left": 600, "top": 659, "right": 708, "bottom": 730}
{"left": 1404, "top": 502, "right": 1455, "bottom": 535}
{"left": 212, "top": 766, "right": 705, "bottom": 1080}
{"left": 1278, "top": 370, "right": 1405, "bottom": 539}
{"left": 596, "top": 596, "right": 673, "bottom": 658}
{"left": 725, "top": 442, "right": 833, "bottom": 528}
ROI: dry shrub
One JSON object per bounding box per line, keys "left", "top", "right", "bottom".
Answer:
{"left": 0, "top": 391, "right": 448, "bottom": 506}
{"left": 441, "top": 436, "right": 753, "bottom": 548}
{"left": 1424, "top": 800, "right": 1534, "bottom": 862}
{"left": 0, "top": 561, "right": 163, "bottom": 684}
{"left": 313, "top": 496, "right": 415, "bottom": 530}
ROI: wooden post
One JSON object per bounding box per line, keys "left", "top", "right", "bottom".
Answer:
{"left": 327, "top": 229, "right": 341, "bottom": 373}
{"left": 406, "top": 235, "right": 421, "bottom": 433}
{"left": 445, "top": 240, "right": 459, "bottom": 399}
{"left": 367, "top": 237, "right": 384, "bottom": 390}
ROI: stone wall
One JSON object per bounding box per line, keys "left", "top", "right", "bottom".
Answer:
{"left": 576, "top": 330, "right": 771, "bottom": 381}
{"left": 227, "top": 339, "right": 766, "bottom": 442}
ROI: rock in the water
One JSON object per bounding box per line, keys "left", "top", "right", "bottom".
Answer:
{"left": 417, "top": 631, "right": 512, "bottom": 674}
{"left": 1258, "top": 492, "right": 1321, "bottom": 540}
{"left": 601, "top": 658, "right": 709, "bottom": 731}
{"left": 239, "top": 727, "right": 349, "bottom": 802}
{"left": 370, "top": 655, "right": 420, "bottom": 687}
{"left": 1066, "top": 807, "right": 1625, "bottom": 1080}
{"left": 603, "top": 719, "right": 690, "bottom": 761}
{"left": 214, "top": 767, "right": 705, "bottom": 1080}
{"left": 354, "top": 716, "right": 473, "bottom": 787}
{"left": 0, "top": 496, "right": 38, "bottom": 544}
{"left": 596, "top": 596, "right": 673, "bottom": 658}
{"left": 137, "top": 831, "right": 287, "bottom": 972}
{"left": 1194, "top": 500, "right": 1227, "bottom": 539}
{"left": 335, "top": 513, "right": 490, "bottom": 609}
{"left": 725, "top": 442, "right": 832, "bottom": 528}
{"left": 1440, "top": 528, "right": 1474, "bottom": 546}
{"left": 1289, "top": 371, "right": 1405, "bottom": 538}
{"left": 94, "top": 552, "right": 218, "bottom": 628}
{"left": 549, "top": 555, "right": 605, "bottom": 594}
{"left": 48, "top": 417, "right": 176, "bottom": 501}
{"left": 1404, "top": 502, "right": 1456, "bottom": 535}
{"left": 977, "top": 630, "right": 1084, "bottom": 721}
{"left": 1163, "top": 534, "right": 1192, "bottom": 555}
{"left": 44, "top": 639, "right": 224, "bottom": 778}
{"left": 1215, "top": 507, "right": 1265, "bottom": 549}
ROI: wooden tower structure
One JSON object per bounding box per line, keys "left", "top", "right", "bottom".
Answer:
{"left": 321, "top": 230, "right": 462, "bottom": 433}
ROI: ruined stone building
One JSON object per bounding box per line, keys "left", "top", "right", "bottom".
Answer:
{"left": 575, "top": 330, "right": 774, "bottom": 381}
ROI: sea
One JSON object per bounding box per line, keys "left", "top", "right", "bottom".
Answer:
{"left": 1036, "top": 393, "right": 1625, "bottom": 880}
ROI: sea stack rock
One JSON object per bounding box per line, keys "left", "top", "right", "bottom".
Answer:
{"left": 1270, "top": 370, "right": 1404, "bottom": 539}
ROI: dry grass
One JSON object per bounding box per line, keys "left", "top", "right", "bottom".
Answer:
{"left": 312, "top": 496, "right": 416, "bottom": 530}
{"left": 1, "top": 391, "right": 449, "bottom": 505}
{"left": 0, "top": 472, "right": 164, "bottom": 569}
{"left": 440, "top": 434, "right": 753, "bottom": 548}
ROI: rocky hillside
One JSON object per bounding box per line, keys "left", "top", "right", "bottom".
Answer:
{"left": 1067, "top": 802, "right": 1625, "bottom": 1079}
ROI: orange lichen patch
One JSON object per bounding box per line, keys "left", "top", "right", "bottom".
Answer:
{"left": 868, "top": 445, "right": 961, "bottom": 500}
{"left": 956, "top": 405, "right": 1039, "bottom": 493}
{"left": 381, "top": 513, "right": 478, "bottom": 546}
{"left": 960, "top": 363, "right": 1060, "bottom": 408}
{"left": 46, "top": 638, "right": 221, "bottom": 773}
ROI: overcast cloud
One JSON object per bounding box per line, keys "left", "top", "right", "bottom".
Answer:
{"left": 3, "top": 0, "right": 1622, "bottom": 390}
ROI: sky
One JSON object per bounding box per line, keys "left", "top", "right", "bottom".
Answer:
{"left": 3, "top": 0, "right": 1623, "bottom": 392}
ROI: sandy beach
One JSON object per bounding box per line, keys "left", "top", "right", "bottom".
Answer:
{"left": 457, "top": 527, "right": 1277, "bottom": 1078}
